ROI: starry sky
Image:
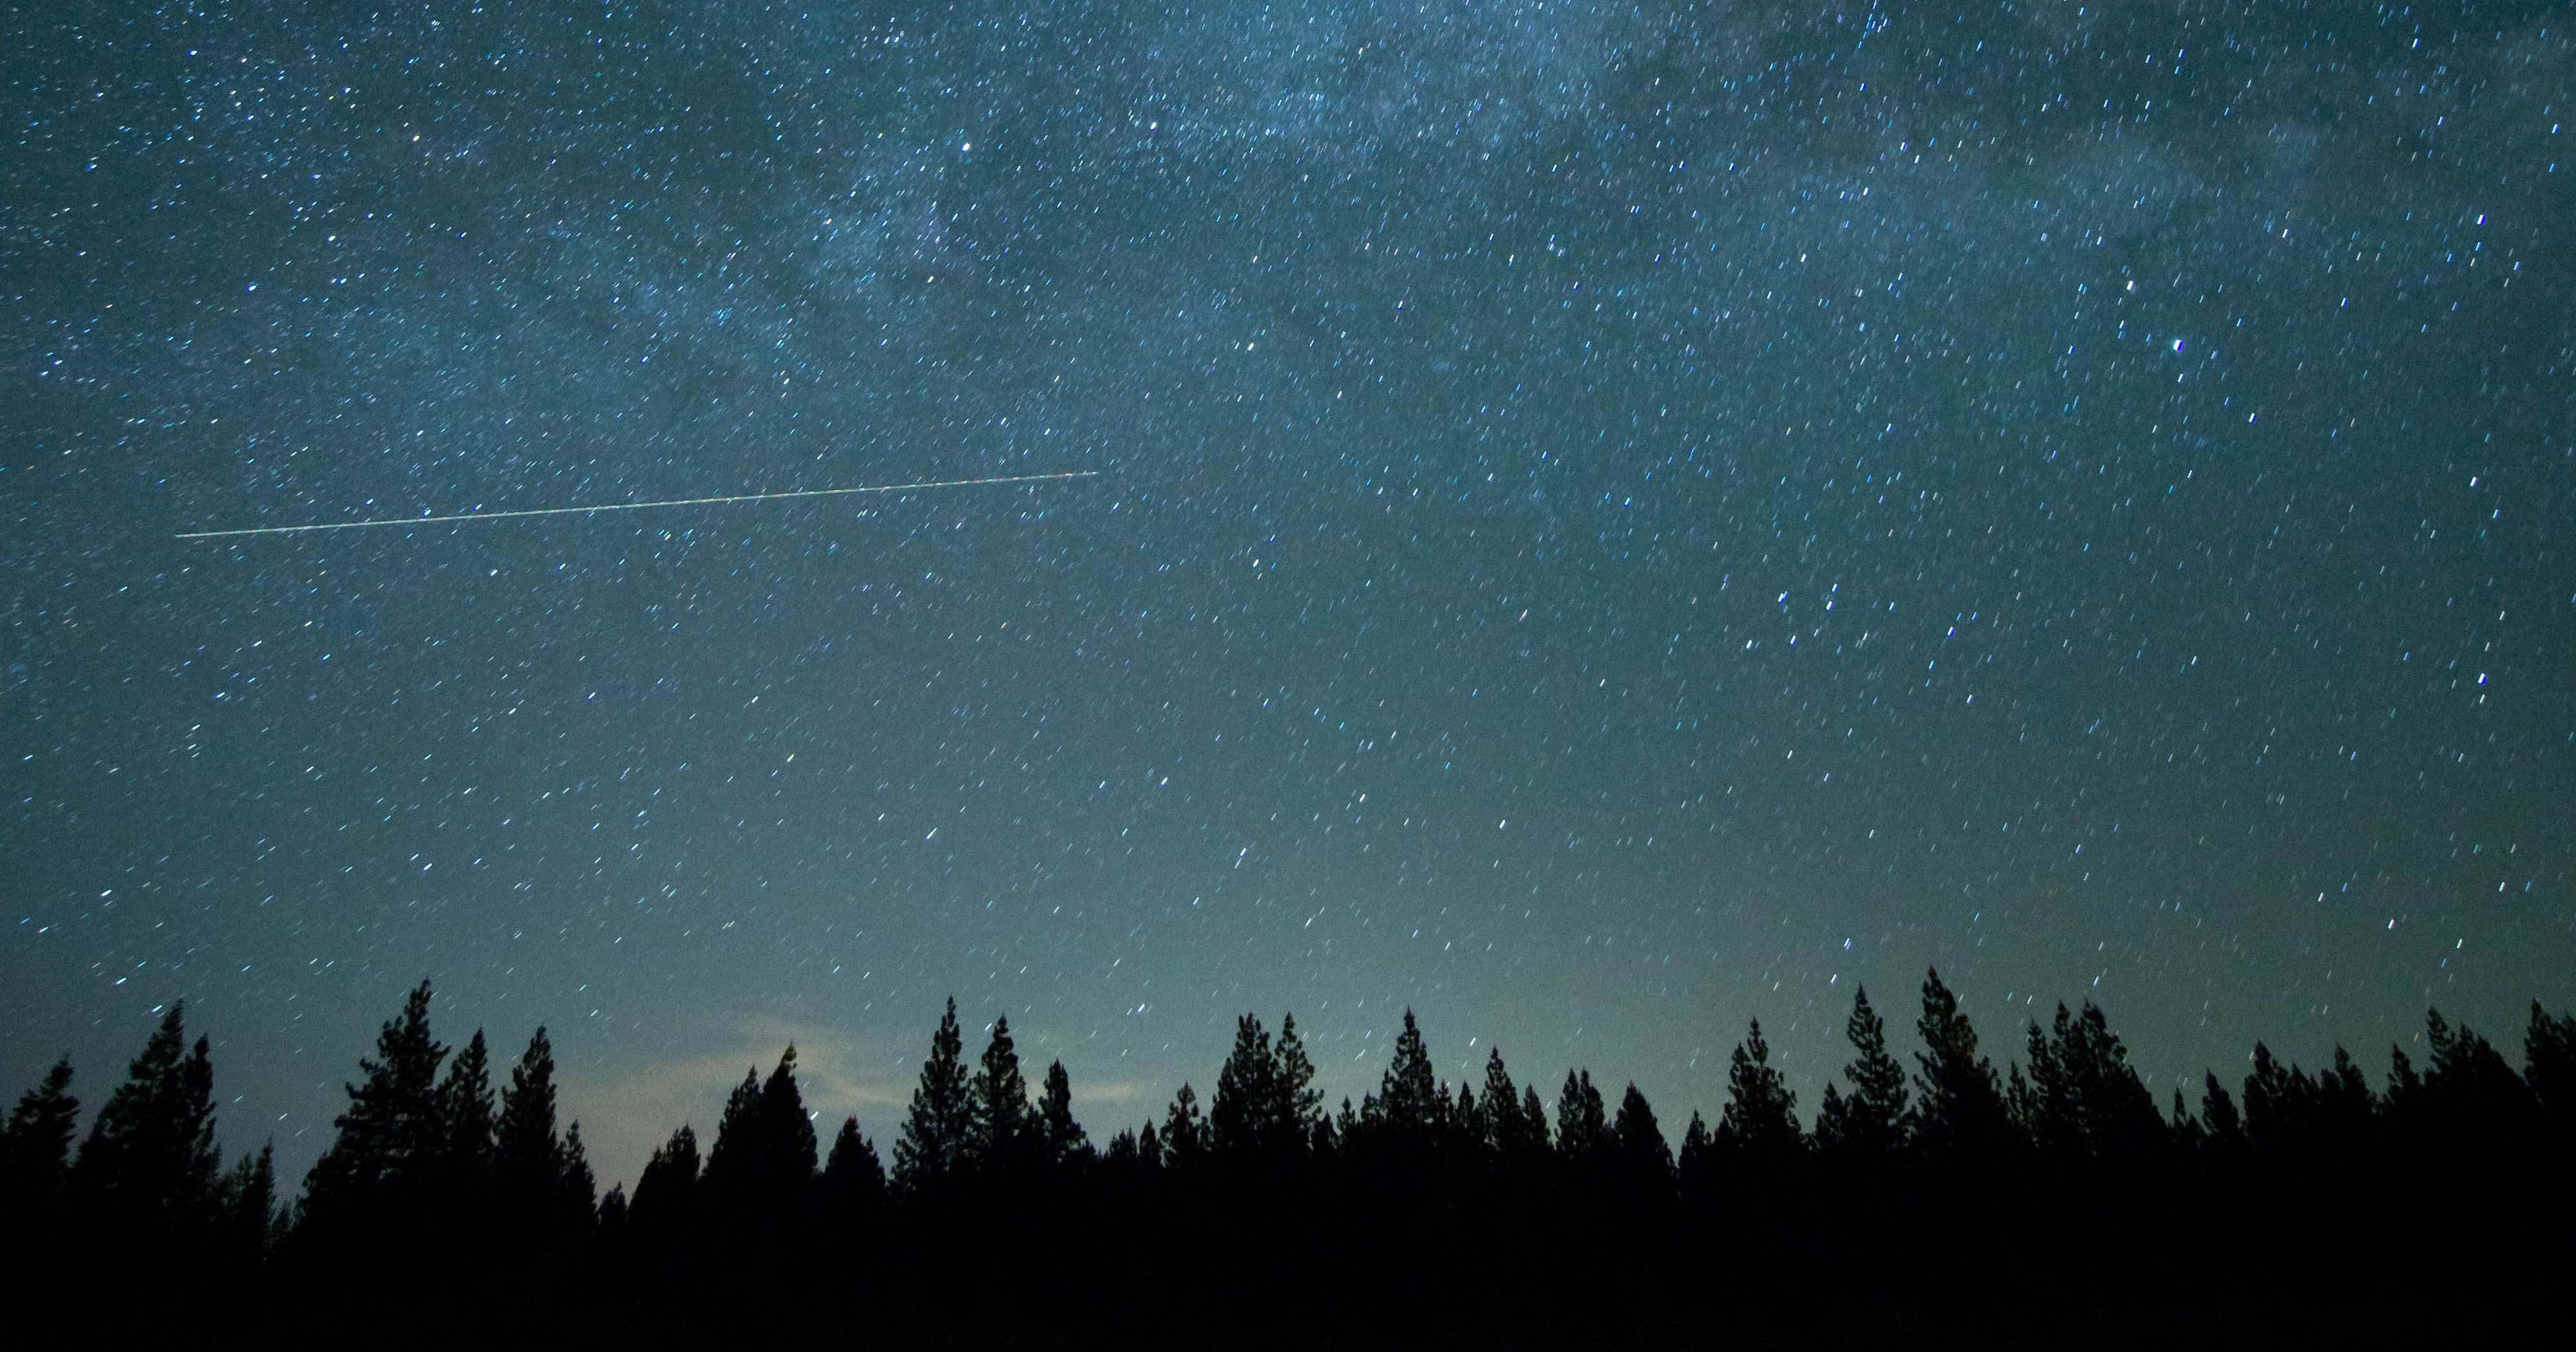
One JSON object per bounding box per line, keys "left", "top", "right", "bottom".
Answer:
{"left": 6, "top": 1, "right": 2571, "bottom": 1190}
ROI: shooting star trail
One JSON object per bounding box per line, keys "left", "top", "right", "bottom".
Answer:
{"left": 175, "top": 471, "right": 1101, "bottom": 540}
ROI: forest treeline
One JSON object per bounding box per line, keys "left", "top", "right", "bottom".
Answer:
{"left": 7, "top": 973, "right": 2571, "bottom": 1343}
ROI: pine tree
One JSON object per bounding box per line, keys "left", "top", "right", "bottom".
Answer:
{"left": 820, "top": 1116, "right": 889, "bottom": 1219}
{"left": 1715, "top": 1019, "right": 1801, "bottom": 1161}
{"left": 895, "top": 997, "right": 974, "bottom": 1194}
{"left": 1520, "top": 1085, "right": 1549, "bottom": 1153}
{"left": 1, "top": 1057, "right": 78, "bottom": 1210}
{"left": 2526, "top": 1001, "right": 2576, "bottom": 1134}
{"left": 1612, "top": 1083, "right": 1674, "bottom": 1187}
{"left": 435, "top": 1028, "right": 496, "bottom": 1187}
{"left": 1555, "top": 1070, "right": 1609, "bottom": 1161}
{"left": 2020, "top": 1003, "right": 2161, "bottom": 1161}
{"left": 1211, "top": 1013, "right": 1278, "bottom": 1158}
{"left": 1910, "top": 968, "right": 2012, "bottom": 1157}
{"left": 1163, "top": 1083, "right": 1208, "bottom": 1169}
{"left": 1037, "top": 1060, "right": 1091, "bottom": 1168}
{"left": 2199, "top": 1072, "right": 2246, "bottom": 1152}
{"left": 495, "top": 1026, "right": 566, "bottom": 1214}
{"left": 972, "top": 1017, "right": 1033, "bottom": 1170}
{"left": 307, "top": 982, "right": 446, "bottom": 1216}
{"left": 1274, "top": 1013, "right": 1323, "bottom": 1144}
{"left": 73, "top": 1005, "right": 220, "bottom": 1234}
{"left": 1815, "top": 986, "right": 1909, "bottom": 1157}
{"left": 2241, "top": 1042, "right": 2317, "bottom": 1154}
{"left": 1372, "top": 1009, "right": 1441, "bottom": 1143}
{"left": 218, "top": 1140, "right": 277, "bottom": 1260}
{"left": 1479, "top": 1048, "right": 1542, "bottom": 1161}
{"left": 630, "top": 1124, "right": 701, "bottom": 1233}
{"left": 559, "top": 1120, "right": 598, "bottom": 1234}
{"left": 1677, "top": 1111, "right": 1715, "bottom": 1197}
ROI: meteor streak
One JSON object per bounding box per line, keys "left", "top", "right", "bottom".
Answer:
{"left": 175, "top": 471, "right": 1100, "bottom": 540}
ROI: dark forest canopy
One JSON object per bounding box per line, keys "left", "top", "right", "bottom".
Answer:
{"left": 8, "top": 977, "right": 2573, "bottom": 1342}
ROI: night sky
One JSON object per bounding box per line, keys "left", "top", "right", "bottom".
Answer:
{"left": 6, "top": 2, "right": 2570, "bottom": 1191}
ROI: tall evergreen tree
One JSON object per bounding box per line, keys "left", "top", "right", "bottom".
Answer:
{"left": 1, "top": 1057, "right": 78, "bottom": 1210}
{"left": 2018, "top": 1002, "right": 2161, "bottom": 1161}
{"left": 972, "top": 1017, "right": 1033, "bottom": 1169}
{"left": 1210, "top": 1013, "right": 1279, "bottom": 1157}
{"left": 1815, "top": 986, "right": 1909, "bottom": 1157}
{"left": 1554, "top": 1070, "right": 1610, "bottom": 1161}
{"left": 895, "top": 998, "right": 974, "bottom": 1194}
{"left": 1274, "top": 1013, "right": 1323, "bottom": 1143}
{"left": 435, "top": 1028, "right": 496, "bottom": 1187}
{"left": 559, "top": 1120, "right": 598, "bottom": 1233}
{"left": 1480, "top": 1048, "right": 1543, "bottom": 1161}
{"left": 1037, "top": 1060, "right": 1091, "bottom": 1168}
{"left": 1910, "top": 968, "right": 2012, "bottom": 1156}
{"left": 1368, "top": 1009, "right": 1441, "bottom": 1144}
{"left": 2199, "top": 1072, "right": 2246, "bottom": 1152}
{"left": 1612, "top": 1083, "right": 1674, "bottom": 1186}
{"left": 2240, "top": 1042, "right": 2318, "bottom": 1154}
{"left": 820, "top": 1116, "right": 889, "bottom": 1218}
{"left": 707, "top": 1047, "right": 819, "bottom": 1214}
{"left": 495, "top": 1026, "right": 566, "bottom": 1212}
{"left": 306, "top": 982, "right": 446, "bottom": 1215}
{"left": 1677, "top": 1111, "right": 1715, "bottom": 1196}
{"left": 218, "top": 1140, "right": 278, "bottom": 1259}
{"left": 2526, "top": 1001, "right": 2576, "bottom": 1134}
{"left": 74, "top": 1003, "right": 220, "bottom": 1232}
{"left": 1715, "top": 1018, "right": 1802, "bottom": 1161}
{"left": 1163, "top": 1083, "right": 1208, "bottom": 1169}
{"left": 630, "top": 1123, "right": 701, "bottom": 1234}
{"left": 2423, "top": 1008, "right": 2538, "bottom": 1132}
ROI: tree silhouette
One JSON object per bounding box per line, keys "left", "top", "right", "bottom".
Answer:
{"left": 972, "top": 1017, "right": 1034, "bottom": 1170}
{"left": 895, "top": 998, "right": 974, "bottom": 1194}
{"left": 1910, "top": 968, "right": 2012, "bottom": 1157}
{"left": 1612, "top": 1083, "right": 1674, "bottom": 1188}
{"left": 1479, "top": 1049, "right": 1544, "bottom": 1163}
{"left": 1715, "top": 1019, "right": 1801, "bottom": 1163}
{"left": 306, "top": 982, "right": 445, "bottom": 1219}
{"left": 218, "top": 1140, "right": 278, "bottom": 1259}
{"left": 1555, "top": 1070, "right": 1610, "bottom": 1162}
{"left": 2526, "top": 1001, "right": 2576, "bottom": 1136}
{"left": 1037, "top": 1060, "right": 1092, "bottom": 1169}
{"left": 1815, "top": 986, "right": 1909, "bottom": 1158}
{"left": 73, "top": 1003, "right": 219, "bottom": 1234}
{"left": 2016, "top": 1002, "right": 2162, "bottom": 1161}
{"left": 436, "top": 1028, "right": 497, "bottom": 1190}
{"left": 1163, "top": 1083, "right": 1208, "bottom": 1169}
{"left": 820, "top": 1116, "right": 888, "bottom": 1220}
{"left": 495, "top": 1026, "right": 568, "bottom": 1219}
{"left": 1367, "top": 1009, "right": 1441, "bottom": 1147}
{"left": 630, "top": 1123, "right": 701, "bottom": 1235}
{"left": 2199, "top": 1072, "right": 2246, "bottom": 1153}
{"left": 1, "top": 1057, "right": 78, "bottom": 1212}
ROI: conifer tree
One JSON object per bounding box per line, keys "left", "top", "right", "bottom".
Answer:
{"left": 218, "top": 1140, "right": 277, "bottom": 1259}
{"left": 1554, "top": 1070, "right": 1609, "bottom": 1160}
{"left": 1372, "top": 1009, "right": 1441, "bottom": 1143}
{"left": 1211, "top": 1013, "right": 1278, "bottom": 1157}
{"left": 2199, "top": 1072, "right": 2246, "bottom": 1152}
{"left": 1452, "top": 1078, "right": 1489, "bottom": 1156}
{"left": 2241, "top": 1042, "right": 2318, "bottom": 1154}
{"left": 1037, "top": 1060, "right": 1091, "bottom": 1167}
{"left": 559, "top": 1120, "right": 598, "bottom": 1234}
{"left": 495, "top": 1026, "right": 566, "bottom": 1212}
{"left": 75, "top": 1003, "right": 220, "bottom": 1232}
{"left": 1715, "top": 1019, "right": 1801, "bottom": 1161}
{"left": 1520, "top": 1085, "right": 1549, "bottom": 1152}
{"left": 2423, "top": 1008, "right": 2538, "bottom": 1131}
{"left": 630, "top": 1124, "right": 701, "bottom": 1233}
{"left": 895, "top": 997, "right": 974, "bottom": 1194}
{"left": 820, "top": 1116, "right": 889, "bottom": 1217}
{"left": 972, "top": 1017, "right": 1033, "bottom": 1169}
{"left": 708, "top": 1047, "right": 819, "bottom": 1214}
{"left": 2018, "top": 1002, "right": 2161, "bottom": 1161}
{"left": 1163, "top": 1083, "right": 1208, "bottom": 1169}
{"left": 307, "top": 982, "right": 446, "bottom": 1215}
{"left": 1815, "top": 986, "right": 1909, "bottom": 1157}
{"left": 1910, "top": 968, "right": 2012, "bottom": 1156}
{"left": 1612, "top": 1083, "right": 1674, "bottom": 1185}
{"left": 1677, "top": 1111, "right": 1714, "bottom": 1196}
{"left": 2526, "top": 1001, "right": 2576, "bottom": 1133}
{"left": 1274, "top": 1013, "right": 1323, "bottom": 1143}
{"left": 436, "top": 1028, "right": 496, "bottom": 1187}
{"left": 1, "top": 1057, "right": 78, "bottom": 1209}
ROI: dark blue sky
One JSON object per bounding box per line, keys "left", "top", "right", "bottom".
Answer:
{"left": 6, "top": 1, "right": 2570, "bottom": 1188}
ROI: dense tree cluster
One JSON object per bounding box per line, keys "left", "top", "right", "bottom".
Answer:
{"left": 9, "top": 972, "right": 2571, "bottom": 1340}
